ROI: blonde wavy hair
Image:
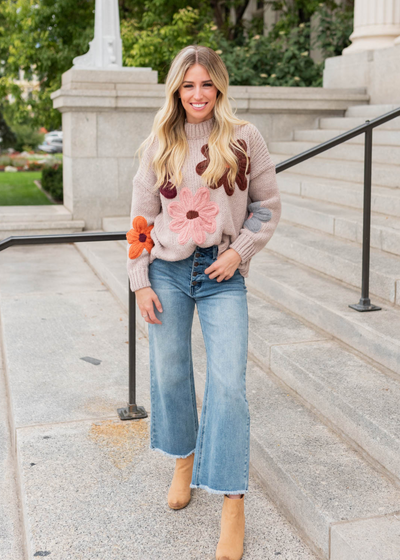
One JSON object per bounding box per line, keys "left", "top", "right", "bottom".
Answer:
{"left": 135, "top": 45, "right": 251, "bottom": 195}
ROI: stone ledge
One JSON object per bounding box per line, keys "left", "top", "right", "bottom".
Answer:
{"left": 52, "top": 77, "right": 369, "bottom": 113}
{"left": 61, "top": 66, "right": 158, "bottom": 87}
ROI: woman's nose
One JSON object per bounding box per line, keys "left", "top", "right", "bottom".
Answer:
{"left": 192, "top": 88, "right": 203, "bottom": 100}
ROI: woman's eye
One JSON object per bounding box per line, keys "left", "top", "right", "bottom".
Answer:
{"left": 183, "top": 83, "right": 213, "bottom": 88}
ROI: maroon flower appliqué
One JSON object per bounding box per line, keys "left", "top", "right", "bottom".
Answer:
{"left": 159, "top": 172, "right": 177, "bottom": 199}
{"left": 195, "top": 139, "right": 251, "bottom": 196}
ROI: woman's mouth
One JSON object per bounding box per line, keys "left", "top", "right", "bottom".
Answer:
{"left": 190, "top": 102, "right": 208, "bottom": 111}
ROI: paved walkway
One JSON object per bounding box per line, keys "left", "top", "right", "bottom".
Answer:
{"left": 0, "top": 243, "right": 318, "bottom": 560}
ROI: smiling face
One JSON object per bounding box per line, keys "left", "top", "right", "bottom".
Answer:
{"left": 178, "top": 63, "right": 219, "bottom": 124}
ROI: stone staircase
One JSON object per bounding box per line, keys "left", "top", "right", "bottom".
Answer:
{"left": 249, "top": 103, "right": 400, "bottom": 556}
{"left": 0, "top": 204, "right": 85, "bottom": 240}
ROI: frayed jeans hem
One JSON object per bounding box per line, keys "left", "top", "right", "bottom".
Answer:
{"left": 190, "top": 483, "right": 248, "bottom": 495}
{"left": 149, "top": 443, "right": 196, "bottom": 459}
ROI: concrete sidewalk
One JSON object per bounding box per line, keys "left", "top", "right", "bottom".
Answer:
{"left": 0, "top": 244, "right": 318, "bottom": 560}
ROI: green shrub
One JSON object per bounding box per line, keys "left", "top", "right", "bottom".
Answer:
{"left": 8, "top": 123, "right": 45, "bottom": 152}
{"left": 216, "top": 22, "right": 323, "bottom": 87}
{"left": 41, "top": 163, "right": 63, "bottom": 201}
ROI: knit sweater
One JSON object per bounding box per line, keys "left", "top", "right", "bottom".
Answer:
{"left": 126, "top": 116, "right": 281, "bottom": 292}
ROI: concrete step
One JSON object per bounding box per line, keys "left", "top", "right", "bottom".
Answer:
{"left": 331, "top": 514, "right": 400, "bottom": 560}
{"left": 270, "top": 139, "right": 400, "bottom": 165}
{"left": 0, "top": 204, "right": 76, "bottom": 223}
{"left": 293, "top": 127, "right": 400, "bottom": 146}
{"left": 247, "top": 290, "right": 400, "bottom": 483}
{"left": 246, "top": 358, "right": 400, "bottom": 560}
{"left": 0, "top": 220, "right": 86, "bottom": 240}
{"left": 0, "top": 243, "right": 320, "bottom": 560}
{"left": 247, "top": 250, "right": 400, "bottom": 377}
{"left": 267, "top": 335, "right": 400, "bottom": 483}
{"left": 0, "top": 204, "right": 85, "bottom": 240}
{"left": 72, "top": 239, "right": 400, "bottom": 559}
{"left": 319, "top": 116, "right": 400, "bottom": 131}
{"left": 271, "top": 152, "right": 400, "bottom": 189}
{"left": 280, "top": 192, "right": 400, "bottom": 257}
{"left": 268, "top": 222, "right": 400, "bottom": 305}
{"left": 345, "top": 104, "right": 400, "bottom": 118}
{"left": 277, "top": 172, "right": 400, "bottom": 218}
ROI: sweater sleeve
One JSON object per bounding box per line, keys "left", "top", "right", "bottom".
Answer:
{"left": 126, "top": 140, "right": 161, "bottom": 292}
{"left": 228, "top": 124, "right": 281, "bottom": 263}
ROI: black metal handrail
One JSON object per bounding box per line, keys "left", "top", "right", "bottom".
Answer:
{"left": 1, "top": 105, "right": 399, "bottom": 419}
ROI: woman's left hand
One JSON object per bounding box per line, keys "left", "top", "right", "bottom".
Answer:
{"left": 204, "top": 248, "right": 242, "bottom": 282}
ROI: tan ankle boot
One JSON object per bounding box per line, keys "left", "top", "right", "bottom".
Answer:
{"left": 215, "top": 494, "right": 245, "bottom": 560}
{"left": 167, "top": 453, "right": 195, "bottom": 510}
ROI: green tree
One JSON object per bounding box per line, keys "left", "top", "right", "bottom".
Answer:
{"left": 0, "top": 0, "right": 96, "bottom": 130}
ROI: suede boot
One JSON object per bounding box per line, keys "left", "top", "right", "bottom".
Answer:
{"left": 215, "top": 494, "right": 245, "bottom": 560}
{"left": 167, "top": 453, "right": 195, "bottom": 510}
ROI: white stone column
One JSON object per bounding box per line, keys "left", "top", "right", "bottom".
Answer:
{"left": 343, "top": 0, "right": 400, "bottom": 54}
{"left": 72, "top": 0, "right": 122, "bottom": 69}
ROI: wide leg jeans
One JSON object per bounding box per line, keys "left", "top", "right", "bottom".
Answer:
{"left": 147, "top": 244, "right": 250, "bottom": 495}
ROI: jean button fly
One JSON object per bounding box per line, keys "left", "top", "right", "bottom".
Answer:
{"left": 192, "top": 281, "right": 198, "bottom": 285}
{"left": 195, "top": 252, "right": 200, "bottom": 257}
{"left": 194, "top": 261, "right": 199, "bottom": 266}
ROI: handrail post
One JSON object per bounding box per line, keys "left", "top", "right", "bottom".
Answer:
{"left": 349, "top": 125, "right": 381, "bottom": 312}
{"left": 117, "top": 282, "right": 148, "bottom": 419}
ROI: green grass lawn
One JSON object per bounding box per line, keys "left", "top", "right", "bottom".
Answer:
{"left": 0, "top": 171, "right": 53, "bottom": 206}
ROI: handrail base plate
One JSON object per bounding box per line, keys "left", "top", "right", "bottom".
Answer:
{"left": 117, "top": 404, "right": 148, "bottom": 420}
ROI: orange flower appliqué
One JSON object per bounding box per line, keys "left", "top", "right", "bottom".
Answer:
{"left": 126, "top": 216, "right": 154, "bottom": 259}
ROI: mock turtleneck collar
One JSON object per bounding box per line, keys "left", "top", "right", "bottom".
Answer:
{"left": 184, "top": 116, "right": 215, "bottom": 139}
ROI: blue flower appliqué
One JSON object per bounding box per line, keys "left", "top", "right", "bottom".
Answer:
{"left": 243, "top": 201, "right": 272, "bottom": 233}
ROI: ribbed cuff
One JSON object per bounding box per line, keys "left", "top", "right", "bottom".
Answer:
{"left": 229, "top": 233, "right": 255, "bottom": 263}
{"left": 127, "top": 267, "right": 151, "bottom": 293}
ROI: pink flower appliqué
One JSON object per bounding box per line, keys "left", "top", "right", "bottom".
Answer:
{"left": 168, "top": 186, "right": 219, "bottom": 245}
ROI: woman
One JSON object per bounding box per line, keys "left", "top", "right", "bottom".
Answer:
{"left": 126, "top": 45, "right": 281, "bottom": 560}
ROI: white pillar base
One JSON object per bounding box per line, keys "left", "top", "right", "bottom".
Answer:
{"left": 323, "top": 43, "right": 400, "bottom": 104}
{"left": 343, "top": 24, "right": 400, "bottom": 55}
{"left": 343, "top": 35, "right": 400, "bottom": 54}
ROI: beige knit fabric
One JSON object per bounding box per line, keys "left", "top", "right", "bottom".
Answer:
{"left": 127, "top": 116, "right": 281, "bottom": 292}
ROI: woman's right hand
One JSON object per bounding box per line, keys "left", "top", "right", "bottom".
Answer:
{"left": 135, "top": 286, "right": 163, "bottom": 324}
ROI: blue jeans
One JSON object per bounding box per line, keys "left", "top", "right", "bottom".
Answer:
{"left": 147, "top": 244, "right": 250, "bottom": 495}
